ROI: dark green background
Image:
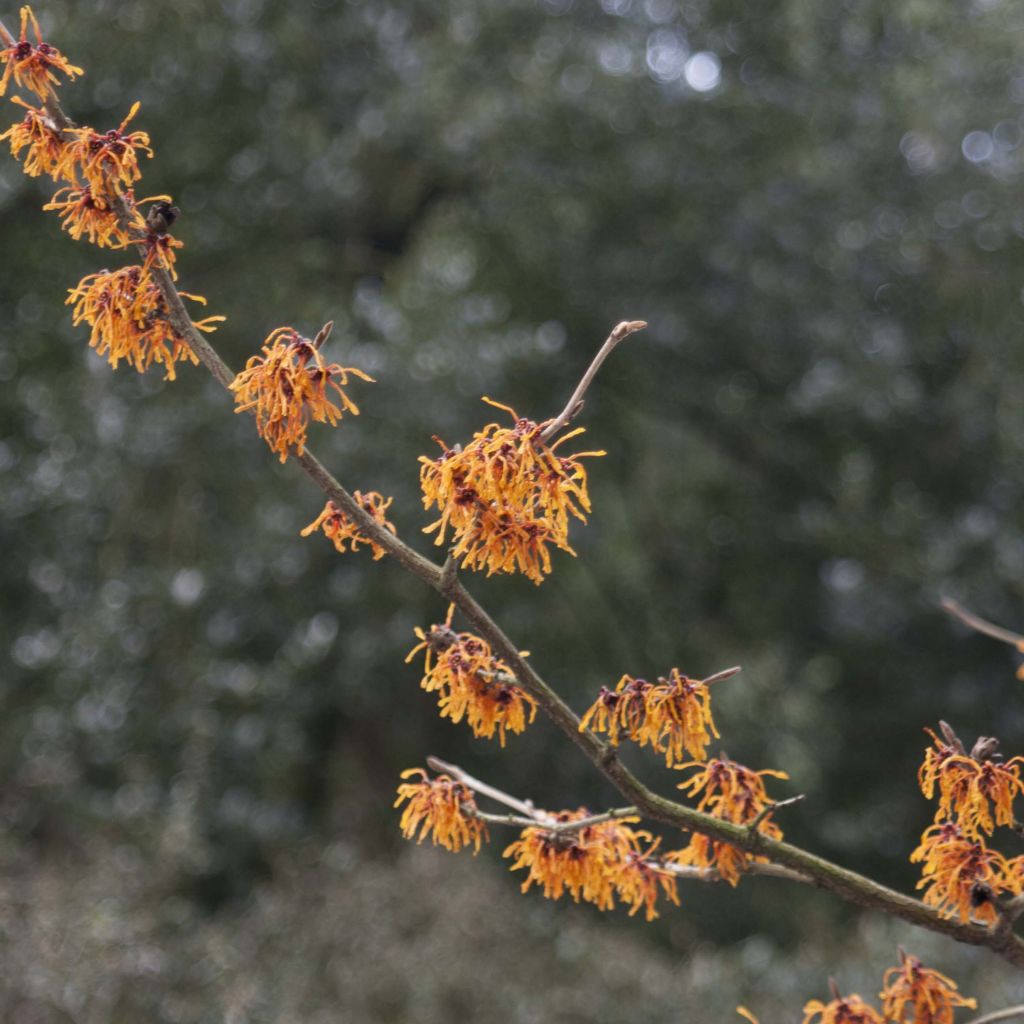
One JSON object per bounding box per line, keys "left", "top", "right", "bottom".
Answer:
{"left": 2, "top": 0, "right": 1024, "bottom": 1018}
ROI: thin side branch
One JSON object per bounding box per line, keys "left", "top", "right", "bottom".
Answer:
{"left": 964, "top": 1008, "right": 1024, "bottom": 1024}
{"left": 427, "top": 756, "right": 547, "bottom": 822}
{"left": 537, "top": 319, "right": 647, "bottom": 443}
{"left": 747, "top": 794, "right": 806, "bottom": 835}
{"left": 942, "top": 598, "right": 1024, "bottom": 648}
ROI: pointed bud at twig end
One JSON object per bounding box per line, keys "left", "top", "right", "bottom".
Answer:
{"left": 612, "top": 319, "right": 648, "bottom": 341}
{"left": 939, "top": 720, "right": 968, "bottom": 755}
{"left": 313, "top": 320, "right": 334, "bottom": 349}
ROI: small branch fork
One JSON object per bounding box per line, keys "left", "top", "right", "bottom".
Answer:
{"left": 32, "top": 90, "right": 1024, "bottom": 971}
{"left": 429, "top": 755, "right": 811, "bottom": 886}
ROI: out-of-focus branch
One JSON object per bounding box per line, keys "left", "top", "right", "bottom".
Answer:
{"left": 942, "top": 598, "right": 1024, "bottom": 648}
{"left": 964, "top": 1008, "right": 1024, "bottom": 1024}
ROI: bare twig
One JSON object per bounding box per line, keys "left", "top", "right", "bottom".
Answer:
{"left": 747, "top": 795, "right": 806, "bottom": 836}
{"left": 426, "top": 756, "right": 547, "bottom": 822}
{"left": 942, "top": 598, "right": 1024, "bottom": 648}
{"left": 964, "top": 1008, "right": 1024, "bottom": 1024}
{"left": 537, "top": 319, "right": 647, "bottom": 443}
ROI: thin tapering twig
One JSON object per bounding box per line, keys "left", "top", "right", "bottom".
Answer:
{"left": 943, "top": 598, "right": 1024, "bottom": 648}
{"left": 537, "top": 320, "right": 647, "bottom": 443}
{"left": 702, "top": 666, "right": 742, "bottom": 686}
{"left": 747, "top": 795, "right": 806, "bottom": 836}
{"left": 426, "top": 756, "right": 547, "bottom": 821}
{"left": 964, "top": 1008, "right": 1024, "bottom": 1024}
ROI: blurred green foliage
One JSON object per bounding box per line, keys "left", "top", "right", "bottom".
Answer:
{"left": 3, "top": 0, "right": 1024, "bottom": 990}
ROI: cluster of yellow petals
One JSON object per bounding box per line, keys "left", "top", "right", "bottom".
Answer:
{"left": 669, "top": 757, "right": 789, "bottom": 885}
{"left": 503, "top": 811, "right": 679, "bottom": 920}
{"left": 62, "top": 100, "right": 152, "bottom": 192}
{"left": 879, "top": 954, "right": 975, "bottom": 1024}
{"left": 803, "top": 995, "right": 884, "bottom": 1024}
{"left": 0, "top": 95, "right": 62, "bottom": 175}
{"left": 579, "top": 669, "right": 720, "bottom": 766}
{"left": 911, "top": 725, "right": 1024, "bottom": 923}
{"left": 1, "top": 8, "right": 224, "bottom": 382}
{"left": 0, "top": 6, "right": 82, "bottom": 100}
{"left": 394, "top": 768, "right": 487, "bottom": 853}
{"left": 43, "top": 184, "right": 134, "bottom": 247}
{"left": 918, "top": 727, "right": 1024, "bottom": 837}
{"left": 910, "top": 820, "right": 1020, "bottom": 924}
{"left": 406, "top": 604, "right": 537, "bottom": 745}
{"left": 230, "top": 326, "right": 373, "bottom": 463}
{"left": 742, "top": 951, "right": 976, "bottom": 1024}
{"left": 419, "top": 398, "right": 604, "bottom": 585}
{"left": 67, "top": 265, "right": 223, "bottom": 380}
{"left": 301, "top": 491, "right": 396, "bottom": 560}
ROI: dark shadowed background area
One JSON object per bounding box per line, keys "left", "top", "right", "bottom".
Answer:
{"left": 2, "top": 0, "right": 1024, "bottom": 1019}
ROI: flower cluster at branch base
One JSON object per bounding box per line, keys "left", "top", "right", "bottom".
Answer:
{"left": 579, "top": 668, "right": 721, "bottom": 765}
{"left": 503, "top": 810, "right": 679, "bottom": 921}
{"left": 230, "top": 326, "right": 373, "bottom": 462}
{"left": 742, "top": 951, "right": 976, "bottom": 1024}
{"left": 301, "top": 491, "right": 396, "bottom": 561}
{"left": 911, "top": 721, "right": 1024, "bottom": 923}
{"left": 0, "top": 5, "right": 81, "bottom": 99}
{"left": 669, "top": 757, "right": 788, "bottom": 885}
{"left": 406, "top": 605, "right": 537, "bottom": 745}
{"left": 394, "top": 768, "right": 487, "bottom": 853}
{"left": 68, "top": 266, "right": 224, "bottom": 381}
{"left": 419, "top": 398, "right": 604, "bottom": 584}
{"left": 1, "top": 5, "right": 223, "bottom": 378}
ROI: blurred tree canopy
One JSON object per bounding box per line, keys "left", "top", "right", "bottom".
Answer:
{"left": 3, "top": 0, "right": 1024, "bottom": 957}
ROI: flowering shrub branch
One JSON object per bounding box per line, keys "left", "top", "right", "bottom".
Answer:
{"left": 7, "top": 5, "right": 1024, "bottom": 1003}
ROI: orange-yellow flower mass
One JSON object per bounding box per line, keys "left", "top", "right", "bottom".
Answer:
{"left": 63, "top": 100, "right": 152, "bottom": 193}
{"left": 301, "top": 491, "right": 396, "bottom": 560}
{"left": 503, "top": 810, "right": 678, "bottom": 920}
{"left": 68, "top": 266, "right": 223, "bottom": 380}
{"left": 579, "top": 669, "right": 720, "bottom": 766}
{"left": 0, "top": 6, "right": 82, "bottom": 100}
{"left": 419, "top": 398, "right": 604, "bottom": 584}
{"left": 670, "top": 757, "right": 789, "bottom": 885}
{"left": 0, "top": 95, "right": 66, "bottom": 178}
{"left": 394, "top": 768, "right": 487, "bottom": 853}
{"left": 230, "top": 326, "right": 373, "bottom": 462}
{"left": 879, "top": 953, "right": 976, "bottom": 1024}
{"left": 803, "top": 994, "right": 884, "bottom": 1024}
{"left": 406, "top": 604, "right": 537, "bottom": 745}
{"left": 918, "top": 726, "right": 1023, "bottom": 837}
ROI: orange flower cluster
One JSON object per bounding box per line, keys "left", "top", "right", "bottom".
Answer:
{"left": 918, "top": 726, "right": 1024, "bottom": 836}
{"left": 406, "top": 605, "right": 537, "bottom": 745}
{"left": 68, "top": 266, "right": 223, "bottom": 380}
{"left": 419, "top": 399, "right": 604, "bottom": 584}
{"left": 394, "top": 768, "right": 487, "bottom": 853}
{"left": 0, "top": 95, "right": 62, "bottom": 175}
{"left": 503, "top": 811, "right": 679, "bottom": 920}
{"left": 880, "top": 953, "right": 975, "bottom": 1024}
{"left": 670, "top": 757, "right": 789, "bottom": 884}
{"left": 1, "top": 8, "right": 222, "bottom": 380}
{"left": 301, "top": 491, "right": 397, "bottom": 560}
{"left": 803, "top": 995, "right": 884, "bottom": 1024}
{"left": 745, "top": 952, "right": 976, "bottom": 1024}
{"left": 578, "top": 669, "right": 720, "bottom": 765}
{"left": 62, "top": 100, "right": 152, "bottom": 191}
{"left": 910, "top": 820, "right": 1019, "bottom": 924}
{"left": 911, "top": 723, "right": 1024, "bottom": 923}
{"left": 230, "top": 326, "right": 373, "bottom": 462}
{"left": 0, "top": 6, "right": 81, "bottom": 99}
